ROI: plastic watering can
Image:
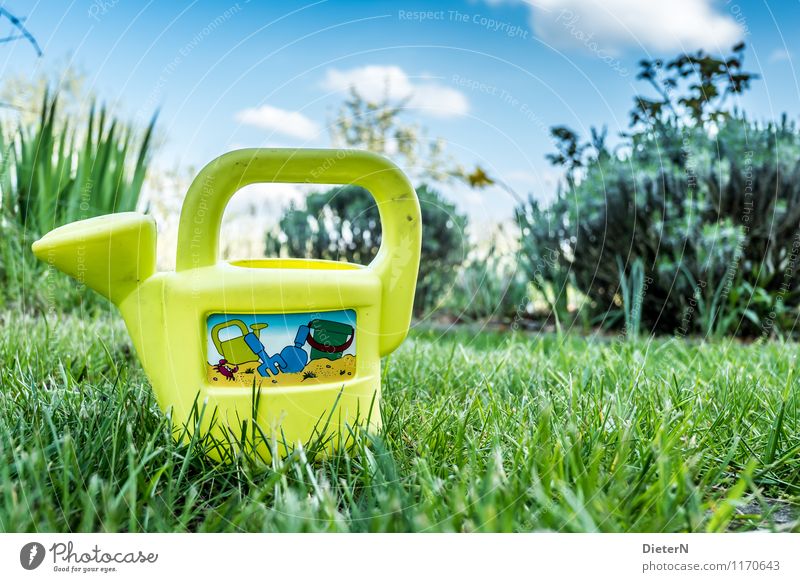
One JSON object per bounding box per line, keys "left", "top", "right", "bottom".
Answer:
{"left": 31, "top": 149, "right": 422, "bottom": 460}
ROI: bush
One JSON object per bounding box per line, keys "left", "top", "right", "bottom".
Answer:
{"left": 517, "top": 117, "right": 800, "bottom": 338}
{"left": 440, "top": 239, "right": 530, "bottom": 323}
{"left": 266, "top": 183, "right": 469, "bottom": 316}
{"left": 514, "top": 197, "right": 574, "bottom": 331}
{"left": 2, "top": 91, "right": 155, "bottom": 234}
{"left": 0, "top": 91, "right": 156, "bottom": 312}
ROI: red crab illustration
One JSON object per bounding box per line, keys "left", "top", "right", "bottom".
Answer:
{"left": 214, "top": 359, "right": 239, "bottom": 381}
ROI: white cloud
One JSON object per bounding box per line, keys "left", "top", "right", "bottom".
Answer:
{"left": 235, "top": 105, "right": 320, "bottom": 140}
{"left": 528, "top": 0, "right": 743, "bottom": 54}
{"left": 322, "top": 65, "right": 469, "bottom": 118}
{"left": 769, "top": 48, "right": 792, "bottom": 63}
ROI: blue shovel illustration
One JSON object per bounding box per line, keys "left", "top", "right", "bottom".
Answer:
{"left": 279, "top": 325, "right": 310, "bottom": 373}
{"left": 244, "top": 325, "right": 311, "bottom": 377}
{"left": 244, "top": 334, "right": 287, "bottom": 377}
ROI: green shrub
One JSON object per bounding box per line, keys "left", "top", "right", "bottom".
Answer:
{"left": 516, "top": 44, "right": 800, "bottom": 338}
{"left": 440, "top": 239, "right": 530, "bottom": 323}
{"left": 517, "top": 117, "right": 800, "bottom": 337}
{"left": 2, "top": 91, "right": 155, "bottom": 234}
{"left": 0, "top": 91, "right": 156, "bottom": 312}
{"left": 266, "top": 183, "right": 469, "bottom": 316}
{"left": 514, "top": 196, "right": 574, "bottom": 332}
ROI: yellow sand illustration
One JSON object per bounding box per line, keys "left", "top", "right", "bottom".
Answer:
{"left": 207, "top": 355, "right": 356, "bottom": 387}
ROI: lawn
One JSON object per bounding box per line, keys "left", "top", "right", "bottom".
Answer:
{"left": 1, "top": 309, "right": 798, "bottom": 532}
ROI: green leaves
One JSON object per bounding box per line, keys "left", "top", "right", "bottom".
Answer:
{"left": 0, "top": 90, "right": 156, "bottom": 313}
{"left": 519, "top": 116, "right": 800, "bottom": 338}
{"left": 266, "top": 184, "right": 468, "bottom": 317}
{"left": 632, "top": 43, "right": 758, "bottom": 128}
{"left": 4, "top": 90, "right": 156, "bottom": 236}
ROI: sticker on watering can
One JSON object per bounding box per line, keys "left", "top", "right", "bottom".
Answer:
{"left": 206, "top": 310, "right": 356, "bottom": 387}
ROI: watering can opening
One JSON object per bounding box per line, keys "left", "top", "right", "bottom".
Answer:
{"left": 228, "top": 258, "right": 363, "bottom": 271}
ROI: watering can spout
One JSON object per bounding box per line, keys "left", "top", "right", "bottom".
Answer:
{"left": 31, "top": 212, "right": 157, "bottom": 305}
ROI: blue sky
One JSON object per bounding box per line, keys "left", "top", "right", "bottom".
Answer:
{"left": 2, "top": 0, "right": 799, "bottom": 228}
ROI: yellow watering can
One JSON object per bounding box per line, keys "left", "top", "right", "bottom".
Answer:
{"left": 31, "top": 149, "right": 422, "bottom": 460}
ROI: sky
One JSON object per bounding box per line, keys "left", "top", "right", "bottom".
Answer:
{"left": 2, "top": 0, "right": 799, "bottom": 239}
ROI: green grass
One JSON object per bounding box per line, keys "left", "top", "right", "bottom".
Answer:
{"left": 0, "top": 311, "right": 798, "bottom": 532}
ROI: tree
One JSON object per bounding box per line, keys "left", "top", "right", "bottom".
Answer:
{"left": 514, "top": 42, "right": 800, "bottom": 337}
{"left": 267, "top": 183, "right": 467, "bottom": 316}
{"left": 267, "top": 88, "right": 473, "bottom": 316}
{"left": 0, "top": 7, "right": 41, "bottom": 55}
{"left": 330, "top": 88, "right": 462, "bottom": 184}
{"left": 630, "top": 42, "right": 757, "bottom": 129}
{"left": 0, "top": 7, "right": 42, "bottom": 112}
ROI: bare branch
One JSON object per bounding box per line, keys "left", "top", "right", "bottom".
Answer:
{"left": 0, "top": 7, "right": 42, "bottom": 56}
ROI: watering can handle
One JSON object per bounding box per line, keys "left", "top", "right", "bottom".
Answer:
{"left": 176, "top": 149, "right": 422, "bottom": 356}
